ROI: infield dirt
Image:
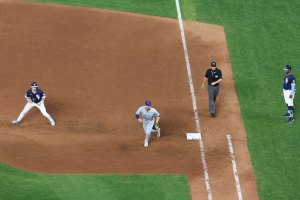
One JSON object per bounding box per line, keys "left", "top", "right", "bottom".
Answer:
{"left": 0, "top": 1, "right": 258, "bottom": 199}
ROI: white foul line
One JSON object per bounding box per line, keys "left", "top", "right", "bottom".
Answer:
{"left": 175, "top": 0, "right": 212, "bottom": 199}
{"left": 227, "top": 135, "right": 243, "bottom": 200}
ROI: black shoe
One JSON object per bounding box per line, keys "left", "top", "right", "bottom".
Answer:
{"left": 282, "top": 113, "right": 290, "bottom": 117}
{"left": 288, "top": 117, "right": 294, "bottom": 123}
{"left": 211, "top": 113, "right": 216, "bottom": 118}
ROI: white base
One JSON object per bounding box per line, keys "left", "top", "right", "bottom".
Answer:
{"left": 186, "top": 133, "right": 202, "bottom": 141}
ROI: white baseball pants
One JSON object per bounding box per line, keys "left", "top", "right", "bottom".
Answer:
{"left": 143, "top": 119, "right": 155, "bottom": 142}
{"left": 17, "top": 101, "right": 54, "bottom": 123}
{"left": 283, "top": 90, "right": 295, "bottom": 106}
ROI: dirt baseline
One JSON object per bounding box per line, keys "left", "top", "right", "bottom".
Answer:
{"left": 0, "top": 1, "right": 258, "bottom": 200}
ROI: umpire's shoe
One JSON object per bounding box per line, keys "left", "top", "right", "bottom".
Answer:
{"left": 288, "top": 117, "right": 294, "bottom": 123}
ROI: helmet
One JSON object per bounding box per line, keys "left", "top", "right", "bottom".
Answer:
{"left": 31, "top": 82, "right": 38, "bottom": 87}
{"left": 145, "top": 100, "right": 151, "bottom": 106}
{"left": 283, "top": 65, "right": 292, "bottom": 71}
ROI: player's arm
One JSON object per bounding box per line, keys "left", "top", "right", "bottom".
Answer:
{"left": 155, "top": 116, "right": 160, "bottom": 124}
{"left": 154, "top": 110, "right": 160, "bottom": 124}
{"left": 24, "top": 93, "right": 32, "bottom": 103}
{"left": 135, "top": 107, "right": 143, "bottom": 123}
{"left": 290, "top": 80, "right": 296, "bottom": 98}
{"left": 152, "top": 110, "right": 160, "bottom": 130}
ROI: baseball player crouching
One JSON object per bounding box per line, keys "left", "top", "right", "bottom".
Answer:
{"left": 135, "top": 100, "right": 160, "bottom": 147}
{"left": 12, "top": 82, "right": 55, "bottom": 126}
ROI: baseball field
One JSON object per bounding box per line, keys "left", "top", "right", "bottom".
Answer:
{"left": 0, "top": 0, "right": 299, "bottom": 200}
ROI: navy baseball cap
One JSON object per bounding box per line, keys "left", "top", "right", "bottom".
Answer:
{"left": 283, "top": 65, "right": 292, "bottom": 70}
{"left": 31, "top": 82, "right": 38, "bottom": 87}
{"left": 145, "top": 100, "right": 151, "bottom": 106}
{"left": 211, "top": 61, "right": 217, "bottom": 67}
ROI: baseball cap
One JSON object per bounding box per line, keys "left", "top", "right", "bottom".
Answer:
{"left": 145, "top": 100, "right": 151, "bottom": 106}
{"left": 31, "top": 82, "right": 38, "bottom": 87}
{"left": 283, "top": 65, "right": 292, "bottom": 70}
{"left": 211, "top": 62, "right": 217, "bottom": 67}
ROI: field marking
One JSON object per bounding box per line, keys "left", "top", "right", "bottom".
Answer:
{"left": 227, "top": 135, "right": 243, "bottom": 200}
{"left": 175, "top": 0, "right": 212, "bottom": 199}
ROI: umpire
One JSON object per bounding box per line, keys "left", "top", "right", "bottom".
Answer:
{"left": 201, "top": 61, "right": 223, "bottom": 117}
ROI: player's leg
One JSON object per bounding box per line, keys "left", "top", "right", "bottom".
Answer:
{"left": 142, "top": 121, "right": 149, "bottom": 147}
{"left": 37, "top": 101, "right": 55, "bottom": 126}
{"left": 144, "top": 120, "right": 155, "bottom": 147}
{"left": 12, "top": 102, "right": 35, "bottom": 124}
{"left": 282, "top": 90, "right": 290, "bottom": 117}
{"left": 287, "top": 94, "right": 295, "bottom": 123}
{"left": 283, "top": 90, "right": 295, "bottom": 123}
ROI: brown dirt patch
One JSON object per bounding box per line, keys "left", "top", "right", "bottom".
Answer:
{"left": 0, "top": 1, "right": 258, "bottom": 199}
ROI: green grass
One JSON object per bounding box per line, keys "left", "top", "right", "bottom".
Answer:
{"left": 22, "top": 0, "right": 300, "bottom": 199}
{"left": 0, "top": 162, "right": 191, "bottom": 200}
{"left": 32, "top": 0, "right": 178, "bottom": 18}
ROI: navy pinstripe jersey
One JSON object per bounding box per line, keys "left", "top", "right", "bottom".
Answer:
{"left": 26, "top": 88, "right": 44, "bottom": 103}
{"left": 283, "top": 74, "right": 296, "bottom": 90}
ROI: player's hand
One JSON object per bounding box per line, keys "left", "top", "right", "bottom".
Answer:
{"left": 289, "top": 94, "right": 293, "bottom": 98}
{"left": 138, "top": 118, "right": 143, "bottom": 123}
{"left": 211, "top": 82, "right": 216, "bottom": 86}
{"left": 152, "top": 123, "right": 159, "bottom": 130}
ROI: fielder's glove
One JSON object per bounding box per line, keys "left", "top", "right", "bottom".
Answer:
{"left": 152, "top": 122, "right": 159, "bottom": 130}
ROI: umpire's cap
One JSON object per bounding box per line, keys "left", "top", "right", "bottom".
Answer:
{"left": 283, "top": 65, "right": 292, "bottom": 70}
{"left": 211, "top": 61, "right": 217, "bottom": 67}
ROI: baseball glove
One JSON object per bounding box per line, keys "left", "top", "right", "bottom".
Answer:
{"left": 152, "top": 122, "right": 159, "bottom": 130}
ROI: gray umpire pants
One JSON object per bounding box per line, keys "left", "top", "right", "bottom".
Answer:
{"left": 207, "top": 85, "right": 220, "bottom": 114}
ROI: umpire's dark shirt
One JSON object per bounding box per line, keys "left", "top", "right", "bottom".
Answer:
{"left": 205, "top": 68, "right": 223, "bottom": 86}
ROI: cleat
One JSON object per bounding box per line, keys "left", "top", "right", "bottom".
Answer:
{"left": 157, "top": 128, "right": 161, "bottom": 138}
{"left": 12, "top": 120, "right": 19, "bottom": 125}
{"left": 210, "top": 113, "right": 216, "bottom": 118}
{"left": 282, "top": 113, "right": 290, "bottom": 117}
{"left": 50, "top": 120, "right": 55, "bottom": 126}
{"left": 144, "top": 140, "right": 149, "bottom": 147}
{"left": 288, "top": 117, "right": 294, "bottom": 123}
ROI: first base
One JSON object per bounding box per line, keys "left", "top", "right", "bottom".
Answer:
{"left": 186, "top": 133, "right": 202, "bottom": 141}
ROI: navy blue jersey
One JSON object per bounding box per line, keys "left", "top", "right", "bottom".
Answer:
{"left": 26, "top": 88, "right": 44, "bottom": 103}
{"left": 205, "top": 68, "right": 223, "bottom": 86}
{"left": 283, "top": 74, "right": 296, "bottom": 90}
